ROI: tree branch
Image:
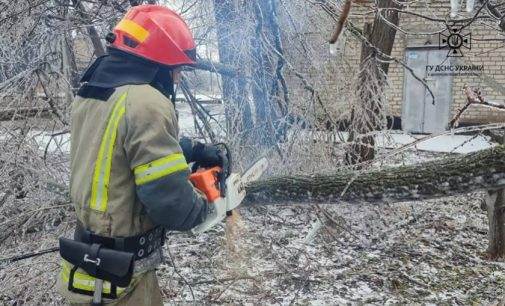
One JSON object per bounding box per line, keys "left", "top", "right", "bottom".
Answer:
{"left": 192, "top": 59, "right": 242, "bottom": 78}
{"left": 328, "top": 0, "right": 352, "bottom": 44}
{"left": 450, "top": 85, "right": 505, "bottom": 128}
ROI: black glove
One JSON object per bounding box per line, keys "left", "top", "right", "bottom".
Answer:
{"left": 193, "top": 143, "right": 224, "bottom": 168}
{"left": 179, "top": 137, "right": 228, "bottom": 169}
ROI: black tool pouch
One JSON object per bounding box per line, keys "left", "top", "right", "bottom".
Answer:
{"left": 59, "top": 237, "right": 134, "bottom": 288}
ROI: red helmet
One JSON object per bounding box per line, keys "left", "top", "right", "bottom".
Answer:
{"left": 109, "top": 5, "right": 197, "bottom": 66}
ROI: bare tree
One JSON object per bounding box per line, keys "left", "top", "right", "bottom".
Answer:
{"left": 344, "top": 0, "right": 401, "bottom": 165}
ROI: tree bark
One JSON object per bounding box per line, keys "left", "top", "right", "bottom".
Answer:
{"left": 72, "top": 0, "right": 105, "bottom": 57}
{"left": 251, "top": 0, "right": 278, "bottom": 146}
{"left": 212, "top": 0, "right": 254, "bottom": 138}
{"left": 485, "top": 190, "right": 505, "bottom": 259}
{"left": 246, "top": 145, "right": 505, "bottom": 204}
{"left": 346, "top": 22, "right": 376, "bottom": 165}
{"left": 485, "top": 131, "right": 505, "bottom": 259}
{"left": 345, "top": 0, "right": 401, "bottom": 165}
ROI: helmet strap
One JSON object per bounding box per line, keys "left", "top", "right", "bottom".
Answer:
{"left": 171, "top": 84, "right": 177, "bottom": 106}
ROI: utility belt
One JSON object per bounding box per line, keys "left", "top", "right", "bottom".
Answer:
{"left": 59, "top": 223, "right": 165, "bottom": 303}
{"left": 73, "top": 223, "right": 165, "bottom": 260}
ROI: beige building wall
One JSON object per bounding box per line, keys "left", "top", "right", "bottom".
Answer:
{"left": 280, "top": 0, "right": 505, "bottom": 129}
{"left": 352, "top": 0, "right": 505, "bottom": 125}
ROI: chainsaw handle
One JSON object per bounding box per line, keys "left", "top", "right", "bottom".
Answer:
{"left": 191, "top": 143, "right": 231, "bottom": 179}
{"left": 189, "top": 167, "right": 222, "bottom": 203}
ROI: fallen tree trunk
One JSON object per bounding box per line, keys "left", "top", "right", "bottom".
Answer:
{"left": 246, "top": 145, "right": 505, "bottom": 204}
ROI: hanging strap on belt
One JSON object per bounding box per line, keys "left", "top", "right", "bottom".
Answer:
{"left": 92, "top": 279, "right": 104, "bottom": 306}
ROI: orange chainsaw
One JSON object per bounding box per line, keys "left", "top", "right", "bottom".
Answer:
{"left": 189, "top": 147, "right": 268, "bottom": 234}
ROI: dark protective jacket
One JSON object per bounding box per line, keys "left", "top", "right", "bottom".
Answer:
{"left": 58, "top": 48, "right": 207, "bottom": 302}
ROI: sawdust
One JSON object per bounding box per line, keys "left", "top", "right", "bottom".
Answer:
{"left": 225, "top": 211, "right": 245, "bottom": 258}
{"left": 224, "top": 211, "right": 253, "bottom": 279}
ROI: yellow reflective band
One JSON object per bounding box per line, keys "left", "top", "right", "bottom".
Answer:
{"left": 115, "top": 19, "right": 150, "bottom": 43}
{"left": 90, "top": 93, "right": 127, "bottom": 212}
{"left": 134, "top": 153, "right": 188, "bottom": 186}
{"left": 60, "top": 261, "right": 125, "bottom": 294}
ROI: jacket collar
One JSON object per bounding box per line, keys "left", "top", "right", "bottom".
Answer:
{"left": 79, "top": 47, "right": 175, "bottom": 100}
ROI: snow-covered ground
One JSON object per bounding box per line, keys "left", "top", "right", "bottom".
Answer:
{"left": 1, "top": 107, "right": 503, "bottom": 305}
{"left": 176, "top": 101, "right": 224, "bottom": 138}
{"left": 158, "top": 191, "right": 503, "bottom": 304}
{"left": 31, "top": 131, "right": 70, "bottom": 154}
{"left": 2, "top": 186, "right": 502, "bottom": 304}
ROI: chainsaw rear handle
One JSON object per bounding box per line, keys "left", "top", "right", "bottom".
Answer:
{"left": 189, "top": 166, "right": 223, "bottom": 203}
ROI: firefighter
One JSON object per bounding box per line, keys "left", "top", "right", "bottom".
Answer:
{"left": 57, "top": 5, "right": 223, "bottom": 305}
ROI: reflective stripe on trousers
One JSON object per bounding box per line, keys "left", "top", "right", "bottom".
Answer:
{"left": 60, "top": 260, "right": 126, "bottom": 295}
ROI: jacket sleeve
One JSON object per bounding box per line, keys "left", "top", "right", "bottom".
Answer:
{"left": 123, "top": 85, "right": 208, "bottom": 231}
